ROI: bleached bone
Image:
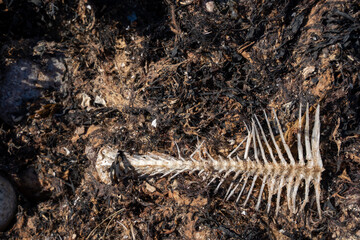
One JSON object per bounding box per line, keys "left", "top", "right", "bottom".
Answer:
{"left": 96, "top": 104, "right": 324, "bottom": 218}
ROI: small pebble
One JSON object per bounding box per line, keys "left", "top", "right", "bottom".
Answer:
{"left": 0, "top": 175, "right": 17, "bottom": 231}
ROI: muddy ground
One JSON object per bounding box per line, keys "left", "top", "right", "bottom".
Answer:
{"left": 0, "top": 0, "right": 359, "bottom": 239}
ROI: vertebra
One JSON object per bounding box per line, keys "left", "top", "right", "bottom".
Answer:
{"left": 96, "top": 103, "right": 324, "bottom": 218}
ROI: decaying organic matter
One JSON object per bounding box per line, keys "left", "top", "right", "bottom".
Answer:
{"left": 97, "top": 103, "right": 324, "bottom": 218}
{"left": 1, "top": 0, "right": 359, "bottom": 239}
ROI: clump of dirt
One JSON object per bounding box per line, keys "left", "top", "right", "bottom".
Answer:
{"left": 0, "top": 0, "right": 359, "bottom": 239}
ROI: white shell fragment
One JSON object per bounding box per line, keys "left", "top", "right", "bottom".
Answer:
{"left": 0, "top": 175, "right": 17, "bottom": 231}
{"left": 94, "top": 95, "right": 107, "bottom": 107}
{"left": 79, "top": 93, "right": 91, "bottom": 109}
{"left": 95, "top": 147, "right": 119, "bottom": 184}
{"left": 151, "top": 119, "right": 157, "bottom": 128}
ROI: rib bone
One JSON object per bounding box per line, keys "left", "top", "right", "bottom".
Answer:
{"left": 96, "top": 103, "right": 325, "bottom": 218}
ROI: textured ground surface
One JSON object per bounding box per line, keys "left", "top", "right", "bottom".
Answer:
{"left": 0, "top": 0, "right": 359, "bottom": 239}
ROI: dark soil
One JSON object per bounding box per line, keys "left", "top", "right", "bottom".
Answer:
{"left": 0, "top": 0, "right": 359, "bottom": 239}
